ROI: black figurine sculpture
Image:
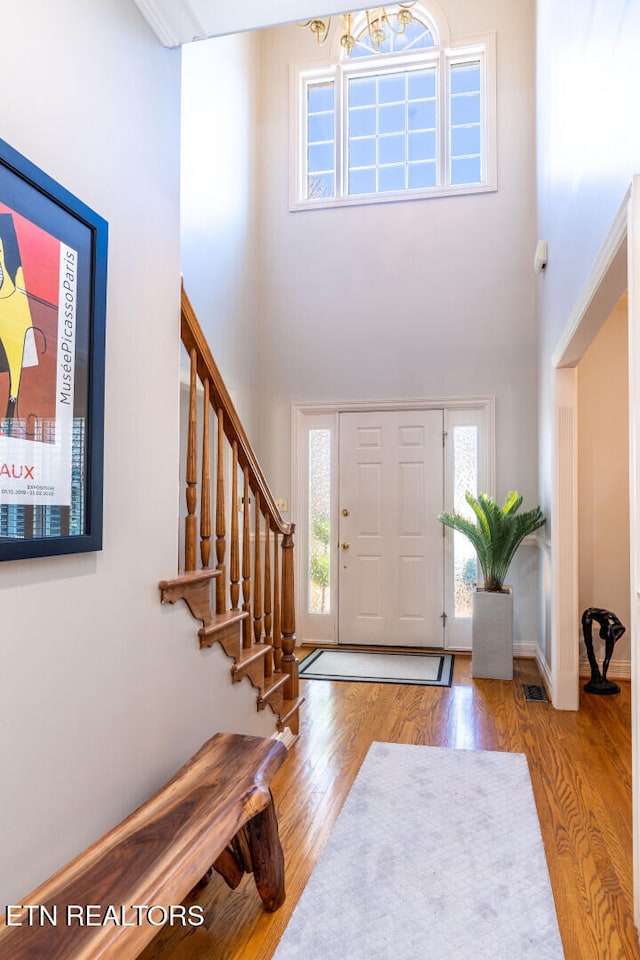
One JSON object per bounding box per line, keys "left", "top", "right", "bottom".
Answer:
{"left": 581, "top": 607, "right": 625, "bottom": 695}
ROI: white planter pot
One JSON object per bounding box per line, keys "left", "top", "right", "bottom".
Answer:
{"left": 472, "top": 586, "right": 514, "bottom": 680}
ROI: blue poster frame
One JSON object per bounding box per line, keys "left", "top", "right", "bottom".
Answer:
{"left": 0, "top": 138, "right": 107, "bottom": 560}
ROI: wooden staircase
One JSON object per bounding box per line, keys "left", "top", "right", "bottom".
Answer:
{"left": 160, "top": 287, "right": 304, "bottom": 736}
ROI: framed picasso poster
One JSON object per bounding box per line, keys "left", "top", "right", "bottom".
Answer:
{"left": 0, "top": 138, "right": 107, "bottom": 560}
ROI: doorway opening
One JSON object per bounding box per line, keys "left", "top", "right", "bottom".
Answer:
{"left": 551, "top": 190, "right": 629, "bottom": 709}
{"left": 577, "top": 294, "right": 631, "bottom": 681}
{"left": 551, "top": 179, "right": 640, "bottom": 926}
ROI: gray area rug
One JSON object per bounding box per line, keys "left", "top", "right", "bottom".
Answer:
{"left": 273, "top": 742, "right": 565, "bottom": 960}
{"left": 299, "top": 649, "right": 454, "bottom": 687}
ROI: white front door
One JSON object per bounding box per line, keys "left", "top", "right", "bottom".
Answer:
{"left": 338, "top": 410, "right": 444, "bottom": 647}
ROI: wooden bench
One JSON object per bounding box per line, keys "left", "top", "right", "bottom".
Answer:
{"left": 0, "top": 732, "right": 287, "bottom": 959}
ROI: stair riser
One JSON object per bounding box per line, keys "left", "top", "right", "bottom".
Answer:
{"left": 277, "top": 697, "right": 304, "bottom": 737}
{"left": 160, "top": 570, "right": 219, "bottom": 623}
{"left": 259, "top": 688, "right": 284, "bottom": 715}
{"left": 233, "top": 656, "right": 268, "bottom": 691}
{"left": 258, "top": 673, "right": 289, "bottom": 714}
{"left": 200, "top": 621, "right": 242, "bottom": 658}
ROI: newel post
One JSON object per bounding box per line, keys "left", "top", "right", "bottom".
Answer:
{"left": 280, "top": 526, "right": 299, "bottom": 701}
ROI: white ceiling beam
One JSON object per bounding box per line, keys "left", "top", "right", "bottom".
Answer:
{"left": 132, "top": 0, "right": 374, "bottom": 46}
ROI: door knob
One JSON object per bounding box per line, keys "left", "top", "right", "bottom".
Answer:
{"left": 341, "top": 541, "right": 350, "bottom": 550}
{"left": 342, "top": 508, "right": 350, "bottom": 516}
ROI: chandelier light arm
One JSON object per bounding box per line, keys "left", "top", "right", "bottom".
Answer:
{"left": 386, "top": 3, "right": 416, "bottom": 34}
{"left": 300, "top": 16, "right": 332, "bottom": 45}
{"left": 339, "top": 13, "right": 356, "bottom": 54}
{"left": 299, "top": 3, "right": 417, "bottom": 57}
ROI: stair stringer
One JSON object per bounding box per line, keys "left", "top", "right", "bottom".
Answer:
{"left": 159, "top": 572, "right": 302, "bottom": 734}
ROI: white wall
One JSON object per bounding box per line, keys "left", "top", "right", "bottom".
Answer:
{"left": 537, "top": 1, "right": 640, "bottom": 357}
{"left": 0, "top": 0, "right": 273, "bottom": 911}
{"left": 254, "top": 0, "right": 540, "bottom": 644}
{"left": 578, "top": 298, "right": 631, "bottom": 674}
{"left": 536, "top": 0, "right": 640, "bottom": 671}
{"left": 181, "top": 31, "right": 262, "bottom": 436}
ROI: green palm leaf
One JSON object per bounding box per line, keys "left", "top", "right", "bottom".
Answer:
{"left": 437, "top": 492, "right": 546, "bottom": 592}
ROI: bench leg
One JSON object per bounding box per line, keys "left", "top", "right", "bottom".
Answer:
{"left": 212, "top": 846, "right": 244, "bottom": 890}
{"left": 244, "top": 790, "right": 286, "bottom": 912}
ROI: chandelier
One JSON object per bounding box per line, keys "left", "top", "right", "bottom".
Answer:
{"left": 300, "top": 4, "right": 416, "bottom": 56}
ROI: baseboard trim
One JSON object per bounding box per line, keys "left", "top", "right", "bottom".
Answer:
{"left": 579, "top": 657, "right": 631, "bottom": 681}
{"left": 537, "top": 649, "right": 553, "bottom": 691}
{"left": 273, "top": 727, "right": 298, "bottom": 750}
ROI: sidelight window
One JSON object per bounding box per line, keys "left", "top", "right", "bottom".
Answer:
{"left": 451, "top": 424, "right": 479, "bottom": 618}
{"left": 308, "top": 428, "right": 332, "bottom": 615}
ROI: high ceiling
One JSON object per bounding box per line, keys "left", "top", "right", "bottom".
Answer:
{"left": 132, "top": 0, "right": 373, "bottom": 46}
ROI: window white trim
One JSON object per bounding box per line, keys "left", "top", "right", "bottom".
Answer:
{"left": 290, "top": 21, "right": 496, "bottom": 211}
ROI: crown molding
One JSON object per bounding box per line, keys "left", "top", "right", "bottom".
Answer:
{"left": 132, "top": 0, "right": 375, "bottom": 46}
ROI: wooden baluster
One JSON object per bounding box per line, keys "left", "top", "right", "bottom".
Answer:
{"left": 272, "top": 533, "right": 282, "bottom": 673}
{"left": 230, "top": 442, "right": 240, "bottom": 611}
{"left": 263, "top": 521, "right": 273, "bottom": 679}
{"left": 280, "top": 528, "right": 299, "bottom": 702}
{"left": 215, "top": 409, "right": 226, "bottom": 613}
{"left": 242, "top": 467, "right": 252, "bottom": 648}
{"left": 185, "top": 348, "right": 198, "bottom": 572}
{"left": 200, "top": 378, "right": 211, "bottom": 569}
{"left": 179, "top": 289, "right": 302, "bottom": 729}
{"left": 253, "top": 492, "right": 263, "bottom": 645}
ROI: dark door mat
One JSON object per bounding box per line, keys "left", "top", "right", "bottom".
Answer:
{"left": 523, "top": 684, "right": 549, "bottom": 702}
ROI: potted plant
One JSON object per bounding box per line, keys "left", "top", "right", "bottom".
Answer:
{"left": 437, "top": 492, "right": 546, "bottom": 680}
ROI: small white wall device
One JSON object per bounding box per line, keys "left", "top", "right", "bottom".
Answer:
{"left": 534, "top": 240, "right": 548, "bottom": 274}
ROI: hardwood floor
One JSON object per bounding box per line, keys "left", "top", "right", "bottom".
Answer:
{"left": 139, "top": 654, "right": 638, "bottom": 960}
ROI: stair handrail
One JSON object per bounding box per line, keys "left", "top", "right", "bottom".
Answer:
{"left": 167, "top": 283, "right": 302, "bottom": 735}
{"left": 180, "top": 284, "right": 293, "bottom": 538}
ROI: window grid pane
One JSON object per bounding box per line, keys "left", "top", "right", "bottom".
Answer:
{"left": 308, "top": 429, "right": 331, "bottom": 614}
{"left": 307, "top": 81, "right": 336, "bottom": 199}
{"left": 347, "top": 66, "right": 437, "bottom": 196}
{"left": 449, "top": 60, "right": 482, "bottom": 185}
{"left": 350, "top": 16, "right": 435, "bottom": 58}
{"left": 452, "top": 425, "right": 478, "bottom": 619}
{"left": 296, "top": 33, "right": 493, "bottom": 206}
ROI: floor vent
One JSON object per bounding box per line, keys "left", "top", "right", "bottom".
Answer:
{"left": 523, "top": 684, "right": 548, "bottom": 703}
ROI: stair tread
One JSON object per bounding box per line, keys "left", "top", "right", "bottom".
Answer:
{"left": 232, "top": 643, "right": 272, "bottom": 672}
{"left": 159, "top": 569, "right": 220, "bottom": 591}
{"left": 278, "top": 696, "right": 305, "bottom": 728}
{"left": 258, "top": 672, "right": 289, "bottom": 704}
{"left": 199, "top": 609, "right": 249, "bottom": 635}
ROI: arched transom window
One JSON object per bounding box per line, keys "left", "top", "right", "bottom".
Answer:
{"left": 292, "top": 3, "right": 496, "bottom": 209}
{"left": 347, "top": 8, "right": 436, "bottom": 57}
